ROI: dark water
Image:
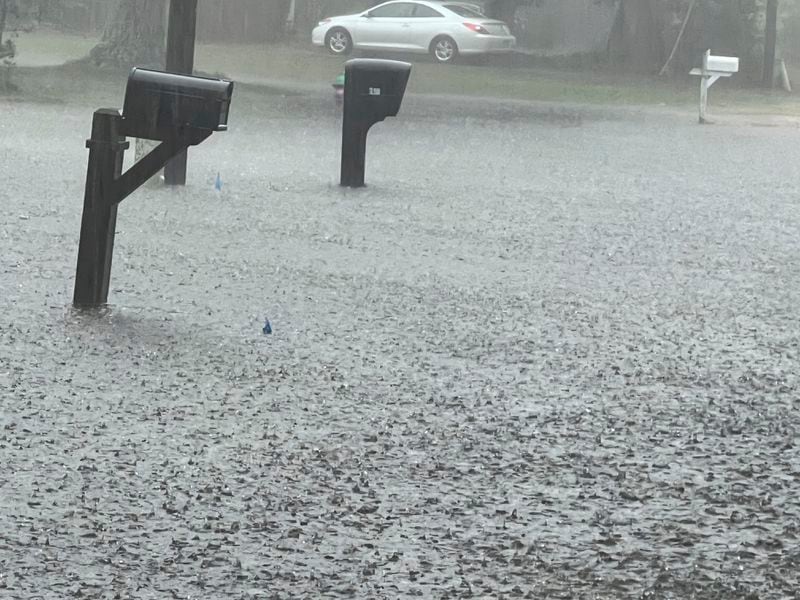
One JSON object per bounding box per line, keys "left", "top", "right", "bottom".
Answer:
{"left": 1, "top": 85, "right": 799, "bottom": 598}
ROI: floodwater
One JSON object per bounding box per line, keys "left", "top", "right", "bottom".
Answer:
{"left": 1, "top": 81, "right": 799, "bottom": 599}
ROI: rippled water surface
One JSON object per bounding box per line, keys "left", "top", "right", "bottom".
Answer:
{"left": 1, "top": 85, "right": 799, "bottom": 598}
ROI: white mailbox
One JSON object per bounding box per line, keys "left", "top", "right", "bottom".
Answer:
{"left": 705, "top": 54, "right": 739, "bottom": 74}
{"left": 690, "top": 50, "right": 739, "bottom": 124}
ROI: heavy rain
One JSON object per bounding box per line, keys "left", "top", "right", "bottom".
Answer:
{"left": 1, "top": 1, "right": 799, "bottom": 598}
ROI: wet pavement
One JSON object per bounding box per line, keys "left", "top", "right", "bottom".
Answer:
{"left": 1, "top": 82, "right": 800, "bottom": 599}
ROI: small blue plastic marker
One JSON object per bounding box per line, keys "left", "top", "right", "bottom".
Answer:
{"left": 262, "top": 319, "right": 272, "bottom": 335}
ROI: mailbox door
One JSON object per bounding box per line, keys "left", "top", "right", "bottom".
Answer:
{"left": 345, "top": 59, "right": 411, "bottom": 121}
{"left": 706, "top": 55, "right": 739, "bottom": 73}
{"left": 122, "top": 69, "right": 234, "bottom": 140}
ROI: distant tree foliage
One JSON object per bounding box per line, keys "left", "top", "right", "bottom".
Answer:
{"left": 0, "top": 0, "right": 20, "bottom": 58}
{"left": 781, "top": 0, "right": 800, "bottom": 59}
{"left": 606, "top": 0, "right": 782, "bottom": 77}
{"left": 89, "top": 0, "right": 166, "bottom": 68}
{"left": 484, "top": 0, "right": 538, "bottom": 25}
{"left": 0, "top": 1, "right": 15, "bottom": 95}
{"left": 196, "top": 0, "right": 291, "bottom": 43}
{"left": 35, "top": 0, "right": 111, "bottom": 32}
{"left": 292, "top": 0, "right": 370, "bottom": 32}
{"left": 485, "top": 0, "right": 783, "bottom": 78}
{"left": 0, "top": 0, "right": 35, "bottom": 91}
{"left": 4, "top": 0, "right": 790, "bottom": 82}
{"left": 1, "top": 1, "right": 41, "bottom": 61}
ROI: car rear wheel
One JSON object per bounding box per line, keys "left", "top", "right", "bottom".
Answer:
{"left": 431, "top": 36, "right": 458, "bottom": 64}
{"left": 326, "top": 28, "right": 353, "bottom": 56}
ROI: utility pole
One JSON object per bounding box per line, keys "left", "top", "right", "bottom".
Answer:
{"left": 164, "top": 0, "right": 198, "bottom": 185}
{"left": 763, "top": 0, "right": 778, "bottom": 88}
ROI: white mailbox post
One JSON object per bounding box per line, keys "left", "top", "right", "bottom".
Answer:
{"left": 690, "top": 50, "right": 739, "bottom": 124}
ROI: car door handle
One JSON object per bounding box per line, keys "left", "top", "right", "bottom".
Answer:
{"left": 401, "top": 23, "right": 411, "bottom": 27}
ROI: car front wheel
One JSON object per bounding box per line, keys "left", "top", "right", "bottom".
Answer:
{"left": 431, "top": 36, "right": 458, "bottom": 64}
{"left": 326, "top": 28, "right": 353, "bottom": 56}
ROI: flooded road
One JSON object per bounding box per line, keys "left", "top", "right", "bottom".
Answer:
{"left": 1, "top": 85, "right": 799, "bottom": 598}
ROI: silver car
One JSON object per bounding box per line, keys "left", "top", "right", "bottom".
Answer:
{"left": 311, "top": 0, "right": 516, "bottom": 64}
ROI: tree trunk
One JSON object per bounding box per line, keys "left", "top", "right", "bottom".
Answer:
{"left": 607, "top": 0, "right": 663, "bottom": 73}
{"left": 90, "top": 0, "right": 166, "bottom": 68}
{"left": 0, "top": 0, "right": 10, "bottom": 48}
{"left": 763, "top": 0, "right": 778, "bottom": 88}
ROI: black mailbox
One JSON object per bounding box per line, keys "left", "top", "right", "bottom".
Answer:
{"left": 341, "top": 58, "right": 411, "bottom": 187}
{"left": 122, "top": 68, "right": 234, "bottom": 141}
{"left": 345, "top": 58, "right": 410, "bottom": 123}
{"left": 73, "top": 69, "right": 234, "bottom": 307}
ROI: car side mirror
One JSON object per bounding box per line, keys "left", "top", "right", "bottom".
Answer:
{"left": 363, "top": 12, "right": 373, "bottom": 18}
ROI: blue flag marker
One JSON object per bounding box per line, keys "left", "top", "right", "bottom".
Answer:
{"left": 262, "top": 318, "right": 272, "bottom": 335}
{"left": 214, "top": 172, "right": 222, "bottom": 191}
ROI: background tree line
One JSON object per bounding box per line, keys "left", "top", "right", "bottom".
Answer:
{"left": 1, "top": 0, "right": 796, "bottom": 82}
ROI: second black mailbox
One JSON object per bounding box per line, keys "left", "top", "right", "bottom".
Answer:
{"left": 341, "top": 59, "right": 411, "bottom": 188}
{"left": 122, "top": 68, "right": 234, "bottom": 140}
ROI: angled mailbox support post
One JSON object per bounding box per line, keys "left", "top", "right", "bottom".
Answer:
{"left": 73, "top": 68, "right": 234, "bottom": 307}
{"left": 340, "top": 59, "right": 411, "bottom": 187}
{"left": 690, "top": 50, "right": 739, "bottom": 124}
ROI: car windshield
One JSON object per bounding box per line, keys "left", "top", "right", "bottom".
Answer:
{"left": 443, "top": 4, "right": 487, "bottom": 18}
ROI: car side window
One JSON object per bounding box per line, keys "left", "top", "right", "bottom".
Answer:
{"left": 368, "top": 3, "right": 417, "bottom": 18}
{"left": 413, "top": 5, "right": 445, "bottom": 17}
{"left": 443, "top": 4, "right": 487, "bottom": 18}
